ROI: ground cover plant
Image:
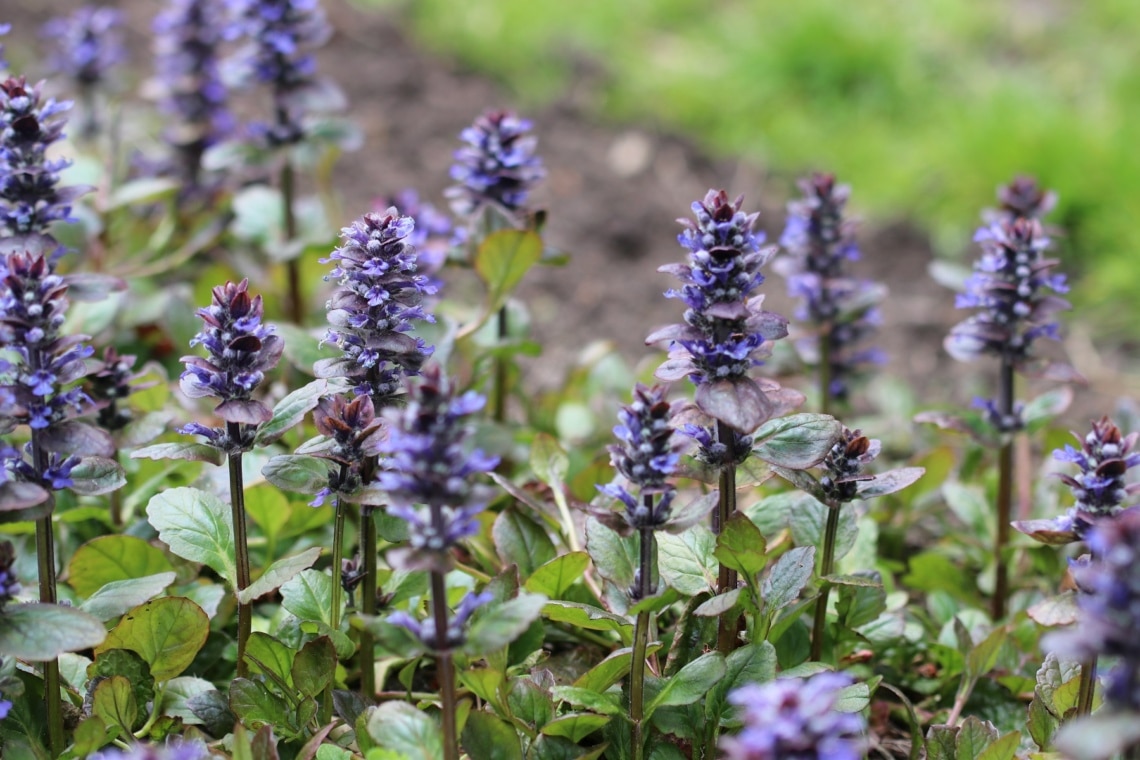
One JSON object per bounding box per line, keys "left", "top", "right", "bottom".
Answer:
{"left": 0, "top": 3, "right": 1138, "bottom": 760}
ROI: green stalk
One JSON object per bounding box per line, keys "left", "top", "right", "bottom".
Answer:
{"left": 226, "top": 422, "right": 253, "bottom": 679}
{"left": 1076, "top": 656, "right": 1097, "bottom": 717}
{"left": 810, "top": 500, "right": 841, "bottom": 662}
{"left": 631, "top": 514, "right": 655, "bottom": 760}
{"left": 281, "top": 159, "right": 303, "bottom": 325}
{"left": 429, "top": 505, "right": 459, "bottom": 760}
{"left": 322, "top": 476, "right": 349, "bottom": 724}
{"left": 715, "top": 420, "right": 739, "bottom": 654}
{"left": 493, "top": 305, "right": 509, "bottom": 423}
{"left": 991, "top": 358, "right": 1015, "bottom": 621}
{"left": 359, "top": 506, "right": 377, "bottom": 699}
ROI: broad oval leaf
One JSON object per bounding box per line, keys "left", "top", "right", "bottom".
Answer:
{"left": 68, "top": 535, "right": 175, "bottom": 598}
{"left": 146, "top": 487, "right": 237, "bottom": 587}
{"left": 98, "top": 597, "right": 210, "bottom": 681}
{"left": 0, "top": 603, "right": 107, "bottom": 661}
{"left": 80, "top": 572, "right": 177, "bottom": 621}
{"left": 475, "top": 229, "right": 543, "bottom": 314}
{"left": 254, "top": 379, "right": 328, "bottom": 445}
{"left": 67, "top": 456, "right": 127, "bottom": 496}
{"left": 465, "top": 592, "right": 548, "bottom": 656}
{"left": 262, "top": 454, "right": 330, "bottom": 496}
{"left": 752, "top": 413, "right": 842, "bottom": 469}
{"left": 237, "top": 547, "right": 322, "bottom": 604}
{"left": 657, "top": 525, "right": 717, "bottom": 596}
{"left": 646, "top": 652, "right": 726, "bottom": 715}
{"left": 367, "top": 701, "right": 443, "bottom": 760}
{"left": 762, "top": 546, "right": 816, "bottom": 612}
{"left": 130, "top": 441, "right": 225, "bottom": 465}
{"left": 856, "top": 467, "right": 925, "bottom": 499}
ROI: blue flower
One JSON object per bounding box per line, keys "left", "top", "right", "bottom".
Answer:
{"left": 446, "top": 110, "right": 545, "bottom": 223}
{"left": 1054, "top": 417, "right": 1138, "bottom": 521}
{"left": 387, "top": 590, "right": 492, "bottom": 651}
{"left": 41, "top": 7, "right": 126, "bottom": 89}
{"left": 87, "top": 738, "right": 210, "bottom": 760}
{"left": 721, "top": 672, "right": 866, "bottom": 760}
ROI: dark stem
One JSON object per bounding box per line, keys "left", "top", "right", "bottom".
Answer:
{"left": 322, "top": 481, "right": 348, "bottom": 725}
{"left": 493, "top": 305, "right": 509, "bottom": 423}
{"left": 281, "top": 159, "right": 302, "bottom": 325}
{"left": 631, "top": 514, "right": 656, "bottom": 760}
{"left": 715, "top": 421, "right": 740, "bottom": 654}
{"left": 359, "top": 507, "right": 377, "bottom": 699}
{"left": 1076, "top": 656, "right": 1097, "bottom": 717}
{"left": 109, "top": 445, "right": 123, "bottom": 527}
{"left": 991, "top": 358, "right": 1015, "bottom": 621}
{"left": 430, "top": 504, "right": 459, "bottom": 760}
{"left": 819, "top": 323, "right": 833, "bottom": 417}
{"left": 226, "top": 422, "right": 252, "bottom": 679}
{"left": 811, "top": 500, "right": 842, "bottom": 662}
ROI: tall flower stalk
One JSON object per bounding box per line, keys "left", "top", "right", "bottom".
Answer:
{"left": 778, "top": 173, "right": 884, "bottom": 413}
{"left": 380, "top": 367, "right": 499, "bottom": 760}
{"left": 648, "top": 189, "right": 788, "bottom": 653}
{"left": 41, "top": 7, "right": 125, "bottom": 140}
{"left": 946, "top": 177, "right": 1069, "bottom": 620}
{"left": 179, "top": 279, "right": 283, "bottom": 676}
{"left": 596, "top": 384, "right": 685, "bottom": 760}
{"left": 228, "top": 0, "right": 335, "bottom": 323}
{"left": 317, "top": 208, "right": 435, "bottom": 697}
{"left": 446, "top": 109, "right": 544, "bottom": 422}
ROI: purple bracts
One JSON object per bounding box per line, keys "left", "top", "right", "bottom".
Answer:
{"left": 721, "top": 672, "right": 866, "bottom": 760}
{"left": 819, "top": 427, "right": 880, "bottom": 503}
{"left": 307, "top": 393, "right": 384, "bottom": 506}
{"left": 1055, "top": 417, "right": 1139, "bottom": 519}
{"left": 446, "top": 110, "right": 545, "bottom": 222}
{"left": 319, "top": 209, "right": 436, "bottom": 402}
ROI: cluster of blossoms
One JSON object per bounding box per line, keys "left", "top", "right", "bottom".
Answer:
{"left": 984, "top": 175, "right": 1057, "bottom": 226}
{"left": 1045, "top": 418, "right": 1140, "bottom": 540}
{"left": 377, "top": 367, "right": 499, "bottom": 571}
{"left": 318, "top": 209, "right": 436, "bottom": 401}
{"left": 227, "top": 0, "right": 334, "bottom": 145}
{"left": 86, "top": 348, "right": 149, "bottom": 432}
{"left": 1045, "top": 510, "right": 1140, "bottom": 710}
{"left": 152, "top": 0, "right": 235, "bottom": 185}
{"left": 720, "top": 673, "right": 866, "bottom": 760}
{"left": 41, "top": 7, "right": 125, "bottom": 93}
{"left": 819, "top": 427, "right": 880, "bottom": 503}
{"left": 179, "top": 279, "right": 283, "bottom": 449}
{"left": 650, "top": 190, "right": 789, "bottom": 434}
{"left": 88, "top": 739, "right": 210, "bottom": 760}
{"left": 379, "top": 189, "right": 454, "bottom": 275}
{"left": 446, "top": 109, "right": 545, "bottom": 224}
{"left": 596, "top": 384, "right": 684, "bottom": 533}
{"left": 0, "top": 77, "right": 86, "bottom": 237}
{"left": 777, "top": 173, "right": 884, "bottom": 401}
{"left": 387, "top": 589, "right": 492, "bottom": 651}
{"left": 307, "top": 393, "right": 384, "bottom": 506}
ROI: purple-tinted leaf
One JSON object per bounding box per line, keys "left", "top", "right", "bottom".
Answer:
{"left": 131, "top": 442, "right": 224, "bottom": 465}
{"left": 653, "top": 357, "right": 692, "bottom": 382}
{"left": 752, "top": 413, "right": 842, "bottom": 469}
{"left": 312, "top": 357, "right": 352, "bottom": 379}
{"left": 1011, "top": 519, "right": 1078, "bottom": 546}
{"left": 255, "top": 379, "right": 327, "bottom": 446}
{"left": 0, "top": 481, "right": 51, "bottom": 512}
{"left": 663, "top": 491, "right": 719, "bottom": 534}
{"left": 261, "top": 454, "right": 328, "bottom": 495}
{"left": 215, "top": 398, "right": 273, "bottom": 424}
{"left": 1023, "top": 387, "right": 1074, "bottom": 429}
{"left": 696, "top": 376, "right": 771, "bottom": 433}
{"left": 645, "top": 323, "right": 696, "bottom": 344}
{"left": 118, "top": 411, "right": 175, "bottom": 448}
{"left": 855, "top": 467, "right": 925, "bottom": 499}
{"left": 41, "top": 420, "right": 115, "bottom": 458}
{"left": 770, "top": 465, "right": 829, "bottom": 502}
{"left": 1027, "top": 592, "right": 1079, "bottom": 627}
{"left": 68, "top": 456, "right": 127, "bottom": 495}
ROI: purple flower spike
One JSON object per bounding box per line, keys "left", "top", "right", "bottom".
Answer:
{"left": 0, "top": 77, "right": 88, "bottom": 236}
{"left": 153, "top": 0, "right": 235, "bottom": 185}
{"left": 378, "top": 366, "right": 499, "bottom": 571}
{"left": 721, "top": 672, "right": 867, "bottom": 760}
{"left": 986, "top": 175, "right": 1057, "bottom": 225}
{"left": 946, "top": 215, "right": 1069, "bottom": 366}
{"left": 1044, "top": 510, "right": 1140, "bottom": 710}
{"left": 387, "top": 590, "right": 492, "bottom": 651}
{"left": 649, "top": 190, "right": 790, "bottom": 433}
{"left": 318, "top": 208, "right": 436, "bottom": 402}
{"left": 777, "top": 173, "right": 884, "bottom": 401}
{"left": 0, "top": 24, "right": 10, "bottom": 71}
{"left": 86, "top": 738, "right": 211, "bottom": 760}
{"left": 446, "top": 109, "right": 545, "bottom": 224}
{"left": 179, "top": 279, "right": 282, "bottom": 446}
{"left": 307, "top": 393, "right": 384, "bottom": 506}
{"left": 41, "top": 7, "right": 125, "bottom": 90}
{"left": 820, "top": 427, "right": 880, "bottom": 503}
{"left": 1054, "top": 417, "right": 1139, "bottom": 525}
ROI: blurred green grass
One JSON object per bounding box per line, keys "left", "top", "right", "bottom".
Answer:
{"left": 359, "top": 0, "right": 1140, "bottom": 337}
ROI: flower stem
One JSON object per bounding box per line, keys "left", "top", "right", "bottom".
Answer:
{"left": 226, "top": 422, "right": 252, "bottom": 679}
{"left": 715, "top": 420, "right": 739, "bottom": 654}
{"left": 811, "top": 500, "right": 842, "bottom": 662}
{"left": 281, "top": 159, "right": 302, "bottom": 325}
{"left": 322, "top": 486, "right": 348, "bottom": 725}
{"left": 631, "top": 515, "right": 656, "bottom": 760}
{"left": 430, "top": 506, "right": 459, "bottom": 760}
{"left": 359, "top": 507, "right": 377, "bottom": 698}
{"left": 992, "top": 358, "right": 1015, "bottom": 621}
{"left": 493, "top": 305, "right": 509, "bottom": 423}
{"left": 1076, "top": 656, "right": 1097, "bottom": 717}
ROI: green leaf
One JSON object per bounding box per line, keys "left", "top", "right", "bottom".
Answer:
{"left": 93, "top": 675, "right": 139, "bottom": 733}
{"left": 262, "top": 455, "right": 330, "bottom": 496}
{"left": 694, "top": 588, "right": 743, "bottom": 617}
{"left": 787, "top": 498, "right": 858, "bottom": 563}
{"left": 706, "top": 642, "right": 777, "bottom": 725}
{"left": 88, "top": 648, "right": 155, "bottom": 720}
{"left": 543, "top": 601, "right": 632, "bottom": 642}
{"left": 107, "top": 177, "right": 179, "bottom": 209}
{"left": 238, "top": 548, "right": 322, "bottom": 604}
{"left": 461, "top": 710, "right": 524, "bottom": 760}
{"left": 229, "top": 678, "right": 291, "bottom": 732}
{"left": 1027, "top": 697, "right": 1057, "bottom": 751}
{"left": 80, "top": 572, "right": 176, "bottom": 621}
{"left": 475, "top": 230, "right": 543, "bottom": 313}
{"left": 276, "top": 323, "right": 341, "bottom": 374}
{"left": 646, "top": 652, "right": 726, "bottom": 715}
{"left": 508, "top": 677, "right": 555, "bottom": 729}
{"left": 762, "top": 546, "right": 815, "bottom": 612}
{"left": 572, "top": 644, "right": 662, "bottom": 693}
{"left": 836, "top": 574, "right": 886, "bottom": 630}
{"left": 1023, "top": 387, "right": 1074, "bottom": 430}
{"left": 367, "top": 701, "right": 444, "bottom": 760}
{"left": 540, "top": 713, "right": 610, "bottom": 743}
{"left": 714, "top": 513, "right": 767, "bottom": 579}
{"left": 584, "top": 516, "right": 636, "bottom": 590}
{"left": 530, "top": 432, "right": 569, "bottom": 486}
{"left": 146, "top": 487, "right": 237, "bottom": 587}
{"left": 98, "top": 597, "right": 210, "bottom": 681}
{"left": 130, "top": 441, "right": 225, "bottom": 465}
{"left": 67, "top": 456, "right": 127, "bottom": 495}
{"left": 281, "top": 569, "right": 335, "bottom": 626}
{"left": 966, "top": 626, "right": 1008, "bottom": 680}
{"left": 524, "top": 552, "right": 589, "bottom": 598}
{"left": 657, "top": 525, "right": 717, "bottom": 596}
{"left": 493, "top": 508, "right": 557, "bottom": 578}
{"left": 292, "top": 636, "right": 336, "bottom": 697}
{"left": 189, "top": 689, "right": 238, "bottom": 737}
{"left": 751, "top": 413, "right": 841, "bottom": 469}
{"left": 465, "top": 592, "right": 548, "bottom": 655}
{"left": 246, "top": 632, "right": 296, "bottom": 687}
{"left": 1035, "top": 653, "right": 1081, "bottom": 716}
{"left": 550, "top": 686, "right": 623, "bottom": 716}
{"left": 976, "top": 731, "right": 1020, "bottom": 760}
{"left": 162, "top": 676, "right": 216, "bottom": 725}
{"left": 68, "top": 535, "right": 175, "bottom": 598}
{"left": 956, "top": 717, "right": 999, "bottom": 760}
{"left": 0, "top": 603, "right": 106, "bottom": 661}
{"left": 941, "top": 481, "right": 991, "bottom": 539}
{"left": 255, "top": 379, "right": 328, "bottom": 445}
{"left": 833, "top": 682, "right": 871, "bottom": 713}
{"left": 245, "top": 485, "right": 291, "bottom": 547}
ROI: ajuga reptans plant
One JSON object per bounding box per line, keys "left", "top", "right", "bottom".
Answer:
{"left": 41, "top": 6, "right": 125, "bottom": 139}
